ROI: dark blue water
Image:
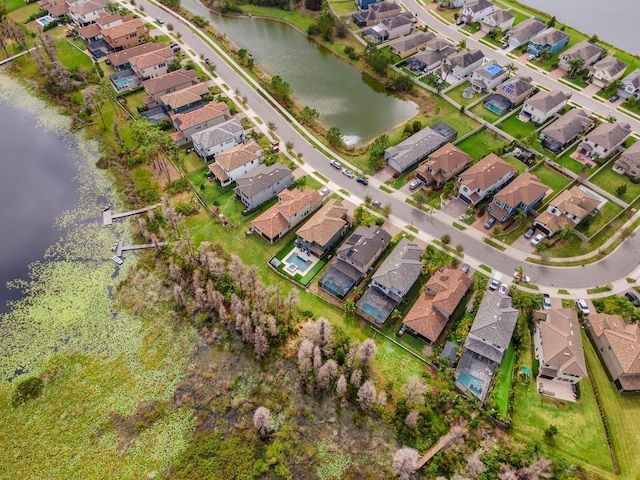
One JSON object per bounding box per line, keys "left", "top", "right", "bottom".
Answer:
{"left": 0, "top": 87, "right": 80, "bottom": 313}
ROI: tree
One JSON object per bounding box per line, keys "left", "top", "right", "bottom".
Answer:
{"left": 300, "top": 105, "right": 319, "bottom": 125}
{"left": 439, "top": 61, "right": 453, "bottom": 81}
{"left": 547, "top": 16, "right": 556, "bottom": 27}
{"left": 336, "top": 18, "right": 349, "bottom": 38}
{"left": 363, "top": 42, "right": 390, "bottom": 76}
{"left": 456, "top": 244, "right": 464, "bottom": 255}
{"left": 327, "top": 126, "right": 343, "bottom": 147}
{"left": 392, "top": 447, "right": 419, "bottom": 480}
{"left": 538, "top": 47, "right": 552, "bottom": 62}
{"left": 402, "top": 375, "right": 428, "bottom": 407}
{"left": 505, "top": 62, "right": 517, "bottom": 77}
{"left": 357, "top": 380, "right": 377, "bottom": 411}
{"left": 382, "top": 204, "right": 392, "bottom": 217}
{"left": 336, "top": 374, "right": 347, "bottom": 397}
{"left": 386, "top": 72, "right": 414, "bottom": 92}
{"left": 456, "top": 38, "right": 467, "bottom": 51}
{"left": 285, "top": 141, "right": 294, "bottom": 152}
{"left": 567, "top": 57, "right": 584, "bottom": 78}
{"left": 368, "top": 134, "right": 389, "bottom": 163}
{"left": 405, "top": 409, "right": 419, "bottom": 428}
{"left": 253, "top": 407, "right": 272, "bottom": 435}
{"left": 267, "top": 121, "right": 277, "bottom": 137}
{"left": 544, "top": 424, "right": 558, "bottom": 438}
{"left": 616, "top": 184, "right": 628, "bottom": 197}
{"left": 358, "top": 338, "right": 378, "bottom": 371}
{"left": 238, "top": 48, "right": 247, "bottom": 62}
{"left": 441, "top": 234, "right": 451, "bottom": 245}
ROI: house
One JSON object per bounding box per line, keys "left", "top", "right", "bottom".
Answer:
{"left": 458, "top": 153, "right": 517, "bottom": 205}
{"left": 352, "top": 1, "right": 401, "bottom": 27}
{"left": 403, "top": 267, "right": 471, "bottom": 343}
{"left": 296, "top": 199, "right": 349, "bottom": 257}
{"left": 577, "top": 122, "right": 631, "bottom": 160}
{"left": 487, "top": 172, "right": 548, "bottom": 222}
{"left": 613, "top": 141, "right": 640, "bottom": 180}
{"left": 251, "top": 188, "right": 323, "bottom": 243}
{"left": 68, "top": 0, "right": 105, "bottom": 26}
{"left": 318, "top": 225, "right": 391, "bottom": 298}
{"left": 480, "top": 9, "right": 515, "bottom": 34}
{"left": 207, "top": 139, "right": 262, "bottom": 187}
{"left": 459, "top": 0, "right": 496, "bottom": 25}
{"left": 405, "top": 38, "right": 456, "bottom": 74}
{"left": 526, "top": 28, "right": 570, "bottom": 57}
{"left": 447, "top": 0, "right": 468, "bottom": 7}
{"left": 558, "top": 40, "right": 605, "bottom": 72}
{"left": 470, "top": 62, "right": 507, "bottom": 93}
{"left": 445, "top": 49, "right": 485, "bottom": 80}
{"left": 484, "top": 75, "right": 534, "bottom": 115}
{"left": 539, "top": 108, "right": 594, "bottom": 152}
{"left": 533, "top": 308, "right": 587, "bottom": 385}
{"left": 160, "top": 82, "right": 210, "bottom": 115}
{"left": 356, "top": 0, "right": 383, "bottom": 9}
{"left": 506, "top": 18, "right": 546, "bottom": 48}
{"left": 106, "top": 42, "right": 167, "bottom": 71}
{"left": 170, "top": 101, "right": 230, "bottom": 146}
{"left": 414, "top": 143, "right": 472, "bottom": 189}
{"left": 191, "top": 117, "right": 245, "bottom": 161}
{"left": 455, "top": 290, "right": 518, "bottom": 403}
{"left": 129, "top": 47, "right": 175, "bottom": 80}
{"left": 389, "top": 31, "right": 436, "bottom": 59}
{"left": 617, "top": 68, "right": 640, "bottom": 100}
{"left": 587, "top": 313, "right": 640, "bottom": 392}
{"left": 39, "top": 0, "right": 69, "bottom": 18}
{"left": 142, "top": 69, "right": 199, "bottom": 108}
{"left": 363, "top": 12, "right": 414, "bottom": 44}
{"left": 520, "top": 89, "right": 567, "bottom": 124}
{"left": 533, "top": 186, "right": 600, "bottom": 237}
{"left": 102, "top": 18, "right": 148, "bottom": 51}
{"left": 234, "top": 163, "right": 294, "bottom": 211}
{"left": 77, "top": 12, "right": 131, "bottom": 42}
{"left": 589, "top": 56, "right": 628, "bottom": 89}
{"left": 384, "top": 120, "right": 458, "bottom": 173}
{"left": 356, "top": 237, "right": 423, "bottom": 324}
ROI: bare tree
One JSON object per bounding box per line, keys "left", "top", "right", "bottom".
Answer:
{"left": 298, "top": 339, "right": 314, "bottom": 375}
{"left": 402, "top": 376, "right": 429, "bottom": 407}
{"left": 357, "top": 380, "right": 377, "bottom": 411}
{"left": 517, "top": 458, "right": 553, "bottom": 480}
{"left": 405, "top": 409, "right": 420, "bottom": 428}
{"left": 498, "top": 466, "right": 519, "bottom": 480}
{"left": 253, "top": 406, "right": 272, "bottom": 435}
{"left": 173, "top": 285, "right": 185, "bottom": 306}
{"left": 315, "top": 317, "right": 332, "bottom": 352}
{"left": 358, "top": 339, "right": 378, "bottom": 371}
{"left": 350, "top": 368, "right": 362, "bottom": 387}
{"left": 392, "top": 447, "right": 419, "bottom": 480}
{"left": 253, "top": 324, "right": 269, "bottom": 358}
{"left": 336, "top": 374, "right": 347, "bottom": 397}
{"left": 377, "top": 391, "right": 387, "bottom": 406}
{"left": 317, "top": 359, "right": 338, "bottom": 389}
{"left": 465, "top": 449, "right": 485, "bottom": 479}
{"left": 313, "top": 345, "right": 322, "bottom": 372}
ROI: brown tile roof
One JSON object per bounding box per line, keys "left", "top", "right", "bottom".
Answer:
{"left": 590, "top": 313, "right": 640, "bottom": 375}
{"left": 252, "top": 188, "right": 322, "bottom": 241}
{"left": 415, "top": 143, "right": 471, "bottom": 183}
{"left": 49, "top": 2, "right": 69, "bottom": 16}
{"left": 69, "top": 0, "right": 105, "bottom": 15}
{"left": 96, "top": 12, "right": 127, "bottom": 27}
{"left": 537, "top": 308, "right": 587, "bottom": 378}
{"left": 78, "top": 23, "right": 102, "bottom": 39}
{"left": 171, "top": 101, "right": 229, "bottom": 131}
{"left": 550, "top": 186, "right": 600, "bottom": 220}
{"left": 160, "top": 83, "right": 210, "bottom": 110}
{"left": 620, "top": 140, "right": 640, "bottom": 164}
{"left": 458, "top": 153, "right": 516, "bottom": 191}
{"left": 534, "top": 211, "right": 571, "bottom": 235}
{"left": 585, "top": 122, "right": 631, "bottom": 150}
{"left": 102, "top": 18, "right": 145, "bottom": 41}
{"left": 130, "top": 47, "right": 174, "bottom": 70}
{"left": 296, "top": 199, "right": 348, "bottom": 247}
{"left": 107, "top": 42, "right": 167, "bottom": 68}
{"left": 494, "top": 172, "right": 548, "bottom": 207}
{"left": 403, "top": 268, "right": 471, "bottom": 342}
{"left": 143, "top": 68, "right": 198, "bottom": 96}
{"left": 214, "top": 140, "right": 263, "bottom": 172}
{"left": 207, "top": 162, "right": 229, "bottom": 182}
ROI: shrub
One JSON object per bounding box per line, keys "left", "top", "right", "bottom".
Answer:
{"left": 12, "top": 377, "right": 44, "bottom": 406}
{"left": 165, "top": 178, "right": 190, "bottom": 195}
{"left": 174, "top": 200, "right": 200, "bottom": 216}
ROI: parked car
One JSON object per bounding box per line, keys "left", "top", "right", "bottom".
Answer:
{"left": 330, "top": 160, "right": 342, "bottom": 169}
{"left": 501, "top": 43, "right": 509, "bottom": 50}
{"left": 524, "top": 228, "right": 535, "bottom": 239}
{"left": 356, "top": 176, "right": 369, "bottom": 185}
{"left": 513, "top": 271, "right": 531, "bottom": 283}
{"left": 527, "top": 54, "right": 535, "bottom": 61}
{"left": 609, "top": 94, "right": 620, "bottom": 103}
{"left": 530, "top": 233, "right": 545, "bottom": 246}
{"left": 371, "top": 200, "right": 384, "bottom": 209}
{"left": 204, "top": 58, "right": 214, "bottom": 67}
{"left": 169, "top": 43, "right": 180, "bottom": 52}
{"left": 111, "top": 255, "right": 123, "bottom": 265}
{"left": 625, "top": 291, "right": 640, "bottom": 307}
{"left": 576, "top": 298, "right": 590, "bottom": 316}
{"left": 342, "top": 169, "right": 355, "bottom": 178}
{"left": 156, "top": 17, "right": 164, "bottom": 24}
{"left": 456, "top": 19, "right": 464, "bottom": 26}
{"left": 489, "top": 277, "right": 500, "bottom": 291}
{"left": 498, "top": 283, "right": 509, "bottom": 295}
{"left": 460, "top": 263, "right": 470, "bottom": 274}
{"left": 484, "top": 216, "right": 496, "bottom": 229}
{"left": 409, "top": 179, "right": 422, "bottom": 190}
{"left": 542, "top": 293, "right": 552, "bottom": 310}
{"left": 319, "top": 187, "right": 330, "bottom": 196}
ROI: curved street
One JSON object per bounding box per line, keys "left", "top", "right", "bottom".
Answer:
{"left": 129, "top": 0, "right": 640, "bottom": 294}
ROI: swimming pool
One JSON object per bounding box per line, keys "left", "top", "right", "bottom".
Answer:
{"left": 457, "top": 371, "right": 485, "bottom": 397}
{"left": 36, "top": 15, "right": 55, "bottom": 27}
{"left": 112, "top": 77, "right": 133, "bottom": 90}
{"left": 285, "top": 252, "right": 311, "bottom": 272}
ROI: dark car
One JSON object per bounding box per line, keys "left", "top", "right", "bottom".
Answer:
{"left": 524, "top": 228, "right": 535, "bottom": 239}
{"left": 371, "top": 200, "right": 384, "bottom": 209}
{"left": 609, "top": 94, "right": 620, "bottom": 103}
{"left": 204, "top": 58, "right": 214, "bottom": 66}
{"left": 356, "top": 176, "right": 369, "bottom": 185}
{"left": 484, "top": 217, "right": 496, "bottom": 229}
{"left": 625, "top": 291, "right": 640, "bottom": 307}
{"left": 501, "top": 43, "right": 509, "bottom": 50}
{"left": 460, "top": 263, "right": 470, "bottom": 274}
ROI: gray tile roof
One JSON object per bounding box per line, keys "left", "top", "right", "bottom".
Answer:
{"left": 448, "top": 48, "right": 485, "bottom": 68}
{"left": 584, "top": 122, "right": 631, "bottom": 150}
{"left": 483, "top": 9, "right": 514, "bottom": 25}
{"left": 561, "top": 40, "right": 604, "bottom": 62}
{"left": 337, "top": 225, "right": 392, "bottom": 273}
{"left": 385, "top": 121, "right": 457, "bottom": 171}
{"left": 191, "top": 117, "right": 243, "bottom": 149}
{"left": 541, "top": 108, "right": 593, "bottom": 144}
{"left": 496, "top": 75, "right": 534, "bottom": 98}
{"left": 621, "top": 68, "right": 640, "bottom": 90}
{"left": 524, "top": 89, "right": 566, "bottom": 114}
{"left": 592, "top": 55, "right": 628, "bottom": 77}
{"left": 508, "top": 18, "right": 546, "bottom": 43}
{"left": 371, "top": 237, "right": 423, "bottom": 294}
{"left": 463, "top": 0, "right": 494, "bottom": 13}
{"left": 234, "top": 162, "right": 292, "bottom": 198}
{"left": 467, "top": 290, "right": 518, "bottom": 352}
{"left": 530, "top": 27, "right": 569, "bottom": 47}
{"left": 389, "top": 31, "right": 435, "bottom": 53}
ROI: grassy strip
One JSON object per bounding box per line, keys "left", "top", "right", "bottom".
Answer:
{"left": 452, "top": 222, "right": 466, "bottom": 231}
{"left": 379, "top": 185, "right": 393, "bottom": 194}
{"left": 479, "top": 264, "right": 492, "bottom": 273}
{"left": 483, "top": 237, "right": 507, "bottom": 251}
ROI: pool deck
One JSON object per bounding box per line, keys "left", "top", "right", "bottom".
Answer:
{"left": 536, "top": 376, "right": 577, "bottom": 402}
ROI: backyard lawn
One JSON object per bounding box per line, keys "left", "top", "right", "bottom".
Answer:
{"left": 445, "top": 82, "right": 487, "bottom": 107}
{"left": 492, "top": 342, "right": 515, "bottom": 416}
{"left": 576, "top": 201, "right": 623, "bottom": 238}
{"left": 502, "top": 155, "right": 527, "bottom": 174}
{"left": 455, "top": 128, "right": 508, "bottom": 161}
{"left": 556, "top": 146, "right": 594, "bottom": 175}
{"left": 589, "top": 167, "right": 640, "bottom": 204}
{"left": 530, "top": 163, "right": 572, "bottom": 196}
{"left": 469, "top": 101, "right": 505, "bottom": 124}
{"left": 328, "top": 0, "right": 357, "bottom": 16}
{"left": 430, "top": 94, "right": 481, "bottom": 137}
{"left": 497, "top": 112, "right": 540, "bottom": 140}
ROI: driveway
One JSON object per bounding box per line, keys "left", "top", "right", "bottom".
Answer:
{"left": 512, "top": 234, "right": 536, "bottom": 254}
{"left": 441, "top": 198, "right": 468, "bottom": 219}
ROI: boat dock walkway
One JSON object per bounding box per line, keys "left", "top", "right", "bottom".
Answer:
{"left": 112, "top": 239, "right": 168, "bottom": 258}
{"left": 102, "top": 205, "right": 157, "bottom": 226}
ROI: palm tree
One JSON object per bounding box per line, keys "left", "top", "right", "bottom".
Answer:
{"left": 456, "top": 38, "right": 467, "bottom": 51}
{"left": 567, "top": 57, "right": 584, "bottom": 79}
{"left": 505, "top": 62, "right": 517, "bottom": 78}
{"left": 267, "top": 121, "right": 277, "bottom": 138}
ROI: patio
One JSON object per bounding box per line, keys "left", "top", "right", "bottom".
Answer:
{"left": 536, "top": 376, "right": 577, "bottom": 403}
{"left": 570, "top": 149, "right": 597, "bottom": 168}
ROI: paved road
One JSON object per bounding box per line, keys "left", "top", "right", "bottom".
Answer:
{"left": 129, "top": 0, "right": 640, "bottom": 292}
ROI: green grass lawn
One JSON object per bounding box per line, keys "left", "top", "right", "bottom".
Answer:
{"left": 55, "top": 40, "right": 94, "bottom": 71}
{"left": 434, "top": 7, "right": 458, "bottom": 24}
{"left": 575, "top": 202, "right": 623, "bottom": 238}
{"left": 530, "top": 163, "right": 572, "bottom": 196}
{"left": 497, "top": 112, "right": 540, "bottom": 140}
{"left": 238, "top": 5, "right": 315, "bottom": 32}
{"left": 556, "top": 146, "right": 594, "bottom": 175}
{"left": 430, "top": 94, "right": 480, "bottom": 136}
{"left": 455, "top": 128, "right": 508, "bottom": 161}
{"left": 7, "top": 1, "right": 40, "bottom": 23}
{"left": 493, "top": 342, "right": 515, "bottom": 416}
{"left": 445, "top": 81, "right": 487, "bottom": 107}
{"left": 502, "top": 155, "right": 527, "bottom": 174}
{"left": 589, "top": 167, "right": 640, "bottom": 204}
{"left": 6, "top": 0, "right": 28, "bottom": 12}
{"left": 328, "top": 0, "right": 357, "bottom": 16}
{"left": 469, "top": 101, "right": 506, "bottom": 124}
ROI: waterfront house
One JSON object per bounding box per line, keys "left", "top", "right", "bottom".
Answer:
{"left": 526, "top": 28, "right": 569, "bottom": 57}
{"left": 487, "top": 172, "right": 548, "bottom": 222}
{"left": 296, "top": 199, "right": 349, "bottom": 257}
{"left": 506, "top": 18, "right": 546, "bottom": 48}
{"left": 191, "top": 117, "right": 245, "bottom": 161}
{"left": 558, "top": 40, "right": 605, "bottom": 72}
{"left": 352, "top": 1, "right": 401, "bottom": 27}
{"left": 142, "top": 69, "right": 199, "bottom": 108}
{"left": 533, "top": 308, "right": 587, "bottom": 385}
{"left": 403, "top": 267, "right": 471, "bottom": 343}
{"left": 405, "top": 38, "right": 456, "bottom": 74}
{"left": 68, "top": 0, "right": 106, "bottom": 26}
{"left": 356, "top": 238, "right": 423, "bottom": 324}
{"left": 533, "top": 186, "right": 600, "bottom": 237}
{"left": 129, "top": 47, "right": 175, "bottom": 80}
{"left": 539, "top": 108, "right": 594, "bottom": 152}
{"left": 457, "top": 153, "right": 517, "bottom": 205}
{"left": 207, "top": 139, "right": 262, "bottom": 187}
{"left": 445, "top": 48, "right": 485, "bottom": 80}
{"left": 589, "top": 56, "right": 628, "bottom": 89}
{"left": 78, "top": 12, "right": 132, "bottom": 42}
{"left": 106, "top": 42, "right": 166, "bottom": 70}
{"left": 470, "top": 62, "right": 507, "bottom": 92}
{"left": 459, "top": 0, "right": 496, "bottom": 25}
{"left": 251, "top": 188, "right": 323, "bottom": 244}
{"left": 617, "top": 68, "right": 640, "bottom": 100}
{"left": 415, "top": 143, "right": 472, "bottom": 189}
{"left": 455, "top": 290, "right": 518, "bottom": 403}
{"left": 520, "top": 89, "right": 567, "bottom": 124}
{"left": 318, "top": 225, "right": 391, "bottom": 299}
{"left": 389, "top": 31, "right": 436, "bottom": 58}
{"left": 363, "top": 12, "right": 414, "bottom": 44}
{"left": 480, "top": 9, "right": 515, "bottom": 34}
{"left": 170, "top": 101, "right": 230, "bottom": 146}
{"left": 586, "top": 313, "right": 640, "bottom": 392}
{"left": 102, "top": 18, "right": 147, "bottom": 52}
{"left": 160, "top": 83, "right": 211, "bottom": 115}
{"left": 384, "top": 120, "right": 458, "bottom": 173}
{"left": 577, "top": 122, "right": 631, "bottom": 160}
{"left": 613, "top": 141, "right": 640, "bottom": 180}
{"left": 234, "top": 163, "right": 293, "bottom": 211}
{"left": 39, "top": 0, "right": 69, "bottom": 18}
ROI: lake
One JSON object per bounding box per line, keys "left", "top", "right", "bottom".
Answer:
{"left": 519, "top": 0, "right": 640, "bottom": 55}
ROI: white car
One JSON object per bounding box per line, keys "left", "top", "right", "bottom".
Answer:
{"left": 498, "top": 283, "right": 509, "bottom": 295}
{"left": 489, "top": 278, "right": 500, "bottom": 291}
{"left": 576, "top": 298, "right": 590, "bottom": 316}
{"left": 527, "top": 54, "right": 535, "bottom": 61}
{"left": 530, "top": 233, "right": 545, "bottom": 246}
{"left": 319, "top": 187, "right": 330, "bottom": 196}
{"left": 342, "top": 169, "right": 355, "bottom": 178}
{"left": 409, "top": 179, "right": 422, "bottom": 190}
{"left": 156, "top": 17, "right": 164, "bottom": 24}
{"left": 542, "top": 293, "right": 552, "bottom": 310}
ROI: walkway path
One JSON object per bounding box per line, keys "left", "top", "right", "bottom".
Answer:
{"left": 416, "top": 424, "right": 466, "bottom": 469}
{"left": 0, "top": 47, "right": 38, "bottom": 66}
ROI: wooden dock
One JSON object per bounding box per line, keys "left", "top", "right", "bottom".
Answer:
{"left": 102, "top": 205, "right": 157, "bottom": 226}
{"left": 113, "top": 239, "right": 168, "bottom": 257}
